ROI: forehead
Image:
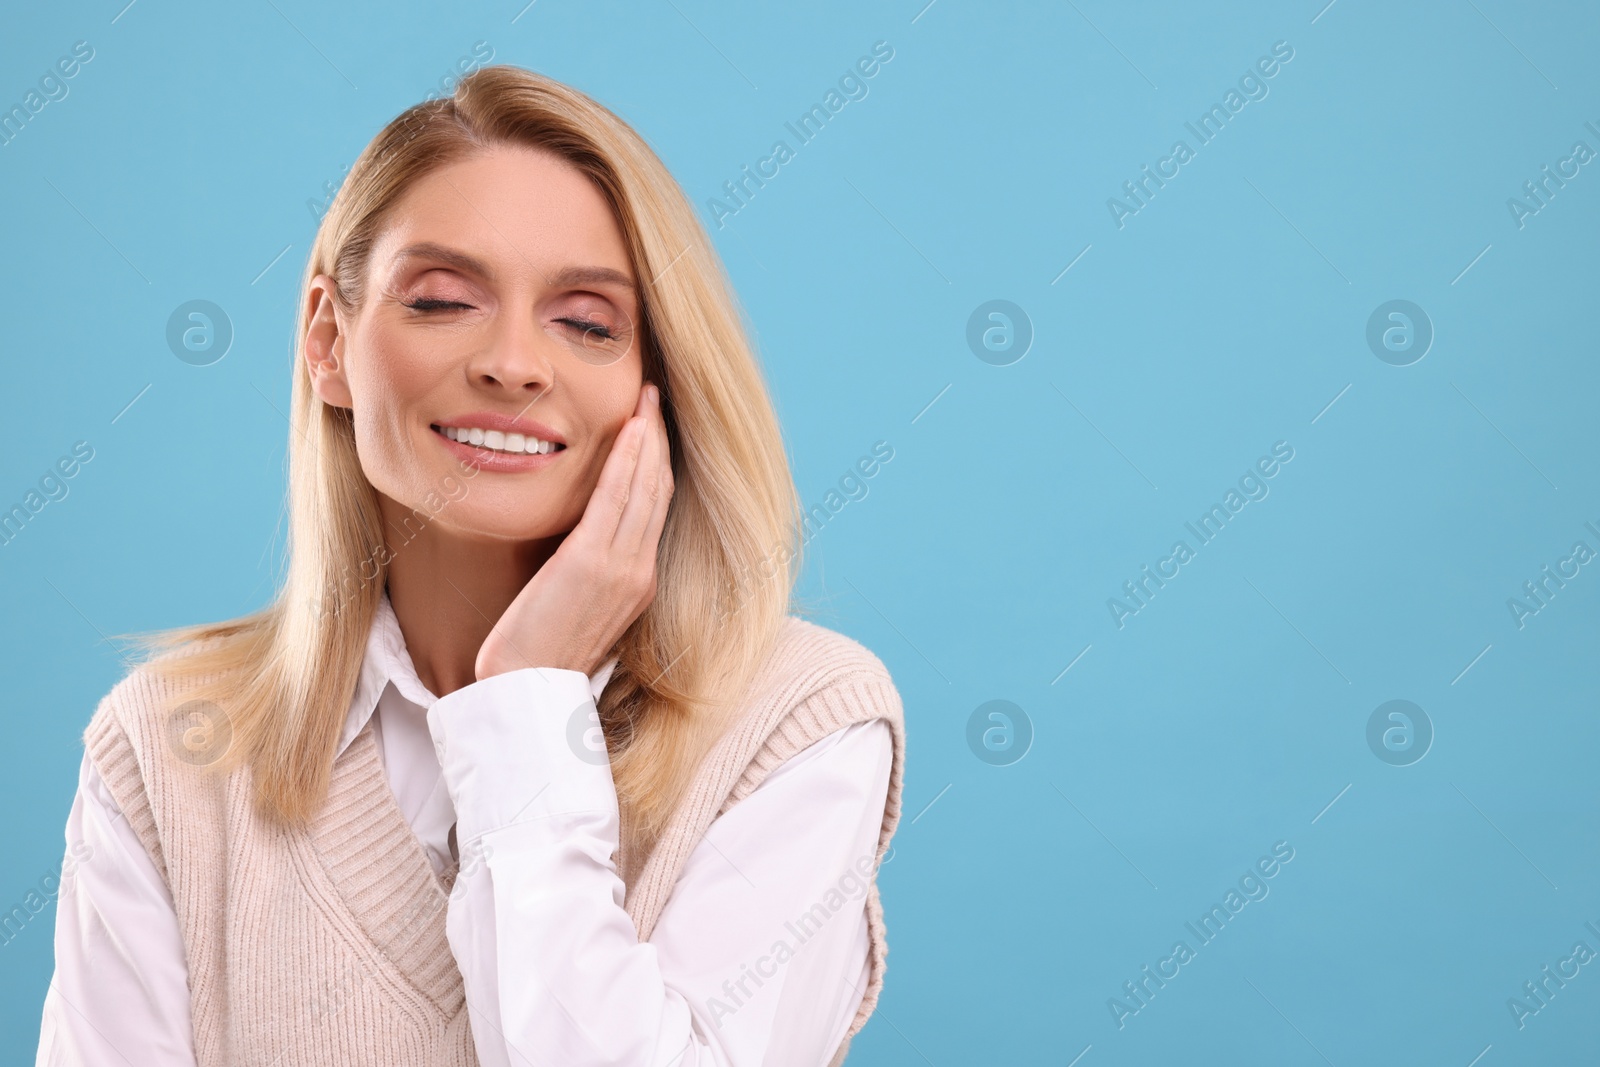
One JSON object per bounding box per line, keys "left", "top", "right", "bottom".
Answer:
{"left": 370, "top": 144, "right": 635, "bottom": 285}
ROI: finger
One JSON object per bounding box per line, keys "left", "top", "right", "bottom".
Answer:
{"left": 638, "top": 434, "right": 673, "bottom": 563}
{"left": 626, "top": 391, "right": 673, "bottom": 556}
{"left": 614, "top": 390, "right": 662, "bottom": 552}
{"left": 575, "top": 415, "right": 645, "bottom": 546}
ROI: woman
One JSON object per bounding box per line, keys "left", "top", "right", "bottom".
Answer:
{"left": 36, "top": 65, "right": 905, "bottom": 1067}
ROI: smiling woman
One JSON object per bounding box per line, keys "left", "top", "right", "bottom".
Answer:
{"left": 36, "top": 65, "right": 906, "bottom": 1067}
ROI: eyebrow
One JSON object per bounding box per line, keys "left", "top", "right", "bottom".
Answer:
{"left": 391, "top": 242, "right": 636, "bottom": 291}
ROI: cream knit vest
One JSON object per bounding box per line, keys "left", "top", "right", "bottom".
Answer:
{"left": 81, "top": 615, "right": 905, "bottom": 1066}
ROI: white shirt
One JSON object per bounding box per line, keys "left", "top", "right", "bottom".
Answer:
{"left": 37, "top": 594, "right": 894, "bottom": 1067}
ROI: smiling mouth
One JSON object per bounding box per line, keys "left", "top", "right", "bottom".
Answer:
{"left": 430, "top": 424, "right": 567, "bottom": 456}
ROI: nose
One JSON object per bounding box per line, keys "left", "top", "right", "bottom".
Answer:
{"left": 466, "top": 312, "right": 557, "bottom": 402}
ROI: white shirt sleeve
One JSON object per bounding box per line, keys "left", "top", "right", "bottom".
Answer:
{"left": 427, "top": 667, "right": 894, "bottom": 1067}
{"left": 35, "top": 751, "right": 197, "bottom": 1067}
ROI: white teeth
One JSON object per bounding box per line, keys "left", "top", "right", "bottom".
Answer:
{"left": 439, "top": 425, "right": 559, "bottom": 455}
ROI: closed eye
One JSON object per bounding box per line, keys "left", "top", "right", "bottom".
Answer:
{"left": 559, "top": 318, "right": 615, "bottom": 340}
{"left": 401, "top": 302, "right": 617, "bottom": 342}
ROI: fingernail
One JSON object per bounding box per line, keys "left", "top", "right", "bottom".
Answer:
{"left": 648, "top": 384, "right": 660, "bottom": 405}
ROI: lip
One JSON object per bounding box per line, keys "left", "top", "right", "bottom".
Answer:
{"left": 428, "top": 421, "right": 568, "bottom": 473}
{"left": 432, "top": 410, "right": 568, "bottom": 446}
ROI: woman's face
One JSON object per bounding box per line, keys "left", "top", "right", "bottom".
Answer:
{"left": 306, "top": 144, "right": 647, "bottom": 543}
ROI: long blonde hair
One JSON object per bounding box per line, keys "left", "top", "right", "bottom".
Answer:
{"left": 127, "top": 65, "right": 804, "bottom": 877}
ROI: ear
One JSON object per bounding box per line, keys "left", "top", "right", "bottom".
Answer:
{"left": 304, "top": 274, "right": 353, "bottom": 409}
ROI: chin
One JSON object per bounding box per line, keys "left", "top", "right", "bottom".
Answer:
{"left": 443, "top": 509, "right": 573, "bottom": 545}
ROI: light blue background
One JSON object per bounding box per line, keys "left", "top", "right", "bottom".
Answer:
{"left": 4, "top": 1, "right": 1598, "bottom": 1063}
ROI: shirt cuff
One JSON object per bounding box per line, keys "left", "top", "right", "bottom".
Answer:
{"left": 426, "top": 666, "right": 619, "bottom": 842}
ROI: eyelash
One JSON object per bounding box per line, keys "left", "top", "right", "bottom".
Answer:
{"left": 562, "top": 318, "right": 616, "bottom": 341}
{"left": 401, "top": 299, "right": 615, "bottom": 340}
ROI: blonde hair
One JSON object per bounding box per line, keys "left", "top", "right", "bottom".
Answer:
{"left": 127, "top": 65, "right": 805, "bottom": 877}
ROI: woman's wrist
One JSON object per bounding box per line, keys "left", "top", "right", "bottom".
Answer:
{"left": 475, "top": 635, "right": 597, "bottom": 682}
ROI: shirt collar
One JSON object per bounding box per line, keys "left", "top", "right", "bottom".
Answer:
{"left": 338, "top": 590, "right": 621, "bottom": 757}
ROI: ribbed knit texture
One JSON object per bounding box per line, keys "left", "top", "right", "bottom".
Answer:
{"left": 81, "top": 615, "right": 906, "bottom": 1066}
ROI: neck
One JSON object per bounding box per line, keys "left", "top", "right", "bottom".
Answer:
{"left": 375, "top": 492, "right": 561, "bottom": 698}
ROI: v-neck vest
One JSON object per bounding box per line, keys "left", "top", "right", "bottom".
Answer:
{"left": 81, "top": 615, "right": 906, "bottom": 1066}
